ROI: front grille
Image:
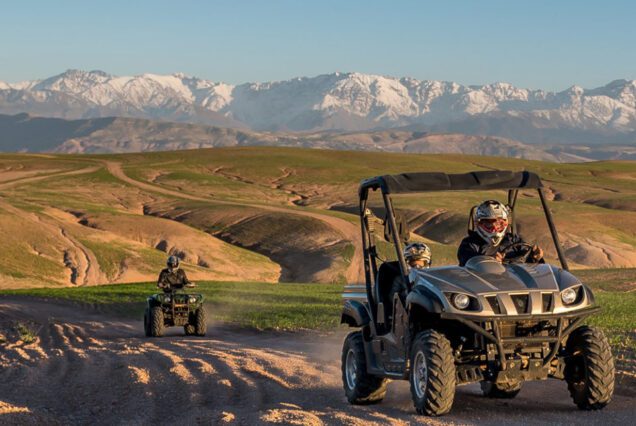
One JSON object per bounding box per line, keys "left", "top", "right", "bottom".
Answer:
{"left": 486, "top": 296, "right": 502, "bottom": 314}
{"left": 511, "top": 294, "right": 529, "bottom": 314}
{"left": 542, "top": 293, "right": 553, "bottom": 312}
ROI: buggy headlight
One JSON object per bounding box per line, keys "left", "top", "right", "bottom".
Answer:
{"left": 453, "top": 293, "right": 470, "bottom": 310}
{"left": 189, "top": 296, "right": 197, "bottom": 304}
{"left": 561, "top": 287, "right": 578, "bottom": 305}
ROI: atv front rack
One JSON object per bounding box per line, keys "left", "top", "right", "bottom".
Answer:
{"left": 440, "top": 306, "right": 600, "bottom": 370}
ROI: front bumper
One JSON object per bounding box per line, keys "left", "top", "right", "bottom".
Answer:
{"left": 441, "top": 305, "right": 600, "bottom": 372}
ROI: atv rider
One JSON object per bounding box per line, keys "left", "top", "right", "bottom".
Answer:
{"left": 390, "top": 242, "right": 432, "bottom": 301}
{"left": 457, "top": 200, "right": 543, "bottom": 266}
{"left": 157, "top": 255, "right": 194, "bottom": 292}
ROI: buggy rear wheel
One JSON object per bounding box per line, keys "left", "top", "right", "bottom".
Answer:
{"left": 194, "top": 307, "right": 206, "bottom": 336}
{"left": 149, "top": 306, "right": 164, "bottom": 337}
{"left": 341, "top": 331, "right": 387, "bottom": 404}
{"left": 480, "top": 380, "right": 522, "bottom": 398}
{"left": 409, "top": 330, "right": 456, "bottom": 416}
{"left": 565, "top": 326, "right": 614, "bottom": 410}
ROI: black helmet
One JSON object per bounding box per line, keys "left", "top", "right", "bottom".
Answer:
{"left": 167, "top": 255, "right": 179, "bottom": 269}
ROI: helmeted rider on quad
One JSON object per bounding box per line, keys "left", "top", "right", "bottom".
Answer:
{"left": 390, "top": 242, "right": 432, "bottom": 301}
{"left": 458, "top": 200, "right": 543, "bottom": 266}
{"left": 157, "top": 255, "right": 194, "bottom": 291}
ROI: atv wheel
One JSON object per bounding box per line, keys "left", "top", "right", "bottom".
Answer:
{"left": 143, "top": 307, "right": 151, "bottom": 337}
{"left": 341, "top": 331, "right": 387, "bottom": 404}
{"left": 480, "top": 380, "right": 522, "bottom": 398}
{"left": 409, "top": 330, "right": 456, "bottom": 416}
{"left": 194, "top": 307, "right": 206, "bottom": 336}
{"left": 149, "top": 306, "right": 164, "bottom": 337}
{"left": 184, "top": 324, "right": 195, "bottom": 335}
{"left": 565, "top": 325, "right": 614, "bottom": 410}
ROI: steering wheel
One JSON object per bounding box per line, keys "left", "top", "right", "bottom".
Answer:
{"left": 500, "top": 242, "right": 535, "bottom": 264}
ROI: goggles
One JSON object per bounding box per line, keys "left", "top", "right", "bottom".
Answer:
{"left": 478, "top": 218, "right": 508, "bottom": 233}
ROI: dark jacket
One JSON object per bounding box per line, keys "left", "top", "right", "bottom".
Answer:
{"left": 157, "top": 268, "right": 191, "bottom": 291}
{"left": 457, "top": 231, "right": 527, "bottom": 266}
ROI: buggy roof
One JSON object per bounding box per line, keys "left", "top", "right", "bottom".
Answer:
{"left": 360, "top": 170, "right": 543, "bottom": 195}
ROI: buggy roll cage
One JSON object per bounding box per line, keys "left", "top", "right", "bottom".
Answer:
{"left": 358, "top": 170, "right": 569, "bottom": 315}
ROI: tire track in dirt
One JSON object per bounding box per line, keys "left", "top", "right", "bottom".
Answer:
{"left": 104, "top": 161, "right": 364, "bottom": 285}
{"left": 0, "top": 199, "right": 104, "bottom": 286}
{"left": 0, "top": 165, "right": 106, "bottom": 286}
{"left": 0, "top": 166, "right": 100, "bottom": 190}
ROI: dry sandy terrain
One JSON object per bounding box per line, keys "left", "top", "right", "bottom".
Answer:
{"left": 1, "top": 298, "right": 634, "bottom": 426}
{"left": 105, "top": 161, "right": 364, "bottom": 285}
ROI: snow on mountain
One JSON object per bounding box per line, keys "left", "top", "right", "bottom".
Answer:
{"left": 1, "top": 70, "right": 635, "bottom": 142}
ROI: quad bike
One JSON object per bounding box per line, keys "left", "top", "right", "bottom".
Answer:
{"left": 340, "top": 170, "right": 615, "bottom": 416}
{"left": 144, "top": 287, "right": 206, "bottom": 337}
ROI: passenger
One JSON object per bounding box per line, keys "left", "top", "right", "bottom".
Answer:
{"left": 457, "top": 200, "right": 543, "bottom": 266}
{"left": 390, "top": 242, "right": 432, "bottom": 302}
{"left": 157, "top": 255, "right": 194, "bottom": 292}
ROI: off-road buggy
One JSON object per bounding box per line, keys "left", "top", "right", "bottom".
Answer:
{"left": 144, "top": 288, "right": 206, "bottom": 337}
{"left": 341, "top": 170, "right": 615, "bottom": 416}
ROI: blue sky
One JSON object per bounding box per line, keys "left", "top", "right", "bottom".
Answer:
{"left": 1, "top": 0, "right": 634, "bottom": 90}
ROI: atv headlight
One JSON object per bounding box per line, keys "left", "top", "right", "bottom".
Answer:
{"left": 561, "top": 287, "right": 578, "bottom": 305}
{"left": 453, "top": 293, "right": 471, "bottom": 310}
{"left": 189, "top": 296, "right": 197, "bottom": 304}
{"left": 164, "top": 295, "right": 171, "bottom": 303}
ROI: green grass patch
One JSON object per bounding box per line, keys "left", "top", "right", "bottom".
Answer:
{"left": 2, "top": 268, "right": 633, "bottom": 336}
{"left": 78, "top": 239, "right": 131, "bottom": 281}
{"left": 0, "top": 281, "right": 342, "bottom": 331}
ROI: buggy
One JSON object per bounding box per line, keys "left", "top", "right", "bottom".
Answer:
{"left": 340, "top": 170, "right": 615, "bottom": 415}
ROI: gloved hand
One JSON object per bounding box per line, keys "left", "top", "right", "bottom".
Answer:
{"left": 532, "top": 245, "right": 544, "bottom": 261}
{"left": 185, "top": 282, "right": 196, "bottom": 288}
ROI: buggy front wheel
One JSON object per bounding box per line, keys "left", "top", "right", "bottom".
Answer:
{"left": 565, "top": 326, "right": 615, "bottom": 410}
{"left": 409, "top": 330, "right": 456, "bottom": 416}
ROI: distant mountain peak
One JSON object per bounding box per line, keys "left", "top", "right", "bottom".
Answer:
{"left": 1, "top": 70, "right": 635, "bottom": 141}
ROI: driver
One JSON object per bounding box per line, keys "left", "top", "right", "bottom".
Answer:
{"left": 457, "top": 200, "right": 543, "bottom": 266}
{"left": 390, "top": 242, "right": 432, "bottom": 301}
{"left": 157, "top": 255, "right": 194, "bottom": 292}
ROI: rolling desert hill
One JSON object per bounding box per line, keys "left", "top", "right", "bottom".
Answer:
{"left": 2, "top": 113, "right": 635, "bottom": 161}
{"left": 0, "top": 146, "right": 635, "bottom": 289}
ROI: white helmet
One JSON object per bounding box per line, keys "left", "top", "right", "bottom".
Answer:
{"left": 403, "top": 243, "right": 432, "bottom": 268}
{"left": 473, "top": 200, "right": 510, "bottom": 246}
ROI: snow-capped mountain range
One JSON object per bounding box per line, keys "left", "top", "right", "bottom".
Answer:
{"left": 1, "top": 70, "right": 635, "bottom": 145}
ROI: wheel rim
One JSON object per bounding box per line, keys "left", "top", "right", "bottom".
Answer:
{"left": 345, "top": 349, "right": 358, "bottom": 390}
{"left": 413, "top": 351, "right": 428, "bottom": 399}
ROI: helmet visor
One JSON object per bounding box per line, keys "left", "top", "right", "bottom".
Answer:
{"left": 478, "top": 218, "right": 508, "bottom": 233}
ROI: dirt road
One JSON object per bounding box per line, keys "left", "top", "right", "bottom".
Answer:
{"left": 1, "top": 298, "right": 633, "bottom": 425}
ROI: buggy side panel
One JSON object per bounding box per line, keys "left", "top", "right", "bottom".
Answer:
{"left": 341, "top": 300, "right": 371, "bottom": 327}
